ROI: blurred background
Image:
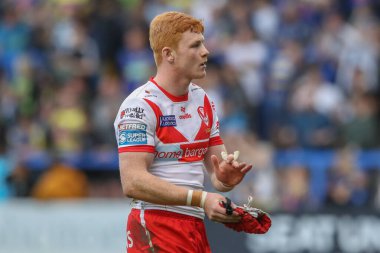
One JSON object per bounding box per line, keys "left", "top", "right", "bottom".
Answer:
{"left": 0, "top": 0, "right": 379, "bottom": 252}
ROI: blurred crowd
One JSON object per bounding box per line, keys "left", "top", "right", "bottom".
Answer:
{"left": 0, "top": 0, "right": 380, "bottom": 212}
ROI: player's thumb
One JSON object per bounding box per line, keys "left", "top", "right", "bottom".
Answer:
{"left": 211, "top": 155, "right": 219, "bottom": 171}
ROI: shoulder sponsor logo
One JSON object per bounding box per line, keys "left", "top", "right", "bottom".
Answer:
{"left": 120, "top": 107, "right": 145, "bottom": 119}
{"left": 118, "top": 123, "right": 147, "bottom": 145}
{"left": 144, "top": 90, "right": 157, "bottom": 97}
{"left": 191, "top": 85, "right": 201, "bottom": 92}
{"left": 144, "top": 94, "right": 157, "bottom": 98}
{"left": 160, "top": 115, "right": 176, "bottom": 127}
{"left": 197, "top": 106, "right": 209, "bottom": 126}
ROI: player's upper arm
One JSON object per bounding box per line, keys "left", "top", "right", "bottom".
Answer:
{"left": 119, "top": 151, "right": 154, "bottom": 197}
{"left": 114, "top": 97, "right": 157, "bottom": 197}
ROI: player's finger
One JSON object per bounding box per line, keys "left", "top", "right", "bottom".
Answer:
{"left": 212, "top": 217, "right": 241, "bottom": 223}
{"left": 211, "top": 212, "right": 241, "bottom": 223}
{"left": 219, "top": 216, "right": 241, "bottom": 223}
{"left": 241, "top": 164, "right": 253, "bottom": 173}
{"left": 235, "top": 162, "right": 247, "bottom": 169}
{"left": 225, "top": 154, "right": 234, "bottom": 164}
{"left": 211, "top": 200, "right": 241, "bottom": 222}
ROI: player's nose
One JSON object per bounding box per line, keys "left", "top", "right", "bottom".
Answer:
{"left": 201, "top": 44, "right": 209, "bottom": 57}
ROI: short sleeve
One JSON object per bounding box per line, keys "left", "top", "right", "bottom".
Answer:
{"left": 208, "top": 97, "right": 224, "bottom": 146}
{"left": 114, "top": 98, "right": 156, "bottom": 153}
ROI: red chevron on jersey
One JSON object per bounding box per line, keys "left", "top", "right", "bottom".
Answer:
{"left": 143, "top": 98, "right": 188, "bottom": 144}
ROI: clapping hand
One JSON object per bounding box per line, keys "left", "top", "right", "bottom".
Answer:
{"left": 211, "top": 151, "right": 252, "bottom": 187}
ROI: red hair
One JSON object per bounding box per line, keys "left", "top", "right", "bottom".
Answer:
{"left": 149, "top": 11, "right": 204, "bottom": 65}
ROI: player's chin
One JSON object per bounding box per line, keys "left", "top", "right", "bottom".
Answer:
{"left": 192, "top": 71, "right": 207, "bottom": 80}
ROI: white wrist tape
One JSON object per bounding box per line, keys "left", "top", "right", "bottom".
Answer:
{"left": 233, "top": 151, "right": 240, "bottom": 160}
{"left": 221, "top": 151, "right": 240, "bottom": 161}
{"left": 186, "top": 190, "right": 193, "bottom": 206}
{"left": 200, "top": 191, "right": 207, "bottom": 208}
{"left": 221, "top": 151, "right": 228, "bottom": 161}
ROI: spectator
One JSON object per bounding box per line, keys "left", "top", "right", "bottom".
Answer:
{"left": 48, "top": 77, "right": 88, "bottom": 153}
{"left": 90, "top": 72, "right": 125, "bottom": 146}
{"left": 287, "top": 65, "right": 339, "bottom": 149}
{"left": 31, "top": 162, "right": 88, "bottom": 200}
{"left": 278, "top": 164, "right": 311, "bottom": 212}
{"left": 0, "top": 124, "right": 11, "bottom": 200}
{"left": 340, "top": 92, "right": 380, "bottom": 149}
{"left": 117, "top": 24, "right": 155, "bottom": 94}
{"left": 0, "top": 3, "right": 30, "bottom": 82}
{"left": 325, "top": 147, "right": 370, "bottom": 208}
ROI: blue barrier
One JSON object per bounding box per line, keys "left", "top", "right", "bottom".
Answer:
{"left": 23, "top": 149, "right": 380, "bottom": 172}
{"left": 16, "top": 148, "right": 380, "bottom": 204}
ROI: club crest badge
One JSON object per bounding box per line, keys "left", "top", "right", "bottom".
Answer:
{"left": 197, "top": 106, "right": 209, "bottom": 126}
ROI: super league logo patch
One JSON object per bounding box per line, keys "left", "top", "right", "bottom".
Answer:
{"left": 118, "top": 123, "right": 147, "bottom": 145}
{"left": 160, "top": 115, "right": 177, "bottom": 127}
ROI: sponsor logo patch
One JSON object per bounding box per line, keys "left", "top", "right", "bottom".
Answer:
{"left": 179, "top": 113, "right": 192, "bottom": 119}
{"left": 160, "top": 115, "right": 176, "bottom": 127}
{"left": 144, "top": 90, "right": 157, "bottom": 98}
{"left": 154, "top": 149, "right": 182, "bottom": 160}
{"left": 154, "top": 141, "right": 209, "bottom": 162}
{"left": 118, "top": 123, "right": 147, "bottom": 131}
{"left": 120, "top": 107, "right": 145, "bottom": 119}
{"left": 118, "top": 123, "right": 147, "bottom": 145}
{"left": 179, "top": 141, "right": 209, "bottom": 162}
{"left": 178, "top": 106, "right": 191, "bottom": 119}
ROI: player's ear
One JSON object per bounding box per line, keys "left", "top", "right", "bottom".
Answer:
{"left": 162, "top": 47, "right": 175, "bottom": 63}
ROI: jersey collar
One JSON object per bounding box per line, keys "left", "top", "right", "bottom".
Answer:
{"left": 150, "top": 77, "right": 189, "bottom": 102}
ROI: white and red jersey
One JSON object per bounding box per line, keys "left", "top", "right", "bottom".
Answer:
{"left": 114, "top": 78, "right": 223, "bottom": 219}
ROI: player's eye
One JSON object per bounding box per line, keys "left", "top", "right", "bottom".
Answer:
{"left": 191, "top": 42, "right": 201, "bottom": 48}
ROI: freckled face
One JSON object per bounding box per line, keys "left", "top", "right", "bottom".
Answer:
{"left": 173, "top": 30, "right": 209, "bottom": 80}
